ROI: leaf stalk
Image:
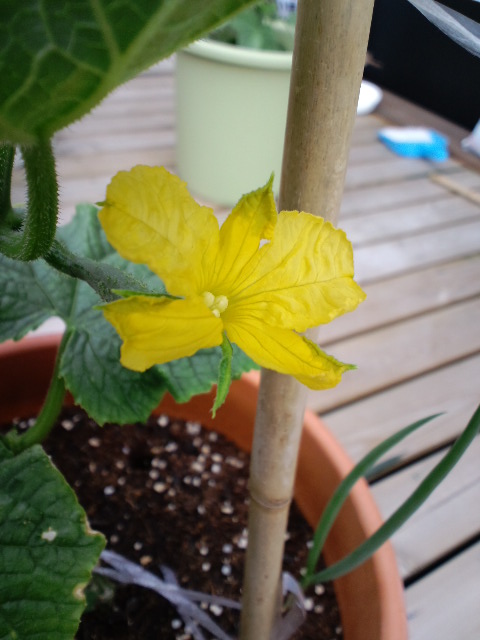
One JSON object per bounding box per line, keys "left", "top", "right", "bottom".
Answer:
{"left": 0, "top": 139, "right": 59, "bottom": 261}
{"left": 3, "top": 332, "right": 69, "bottom": 453}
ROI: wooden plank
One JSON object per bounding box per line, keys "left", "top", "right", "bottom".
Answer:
{"left": 347, "top": 140, "right": 399, "bottom": 165}
{"left": 71, "top": 93, "right": 174, "bottom": 121}
{"left": 53, "top": 128, "right": 175, "bottom": 157}
{"left": 320, "top": 256, "right": 480, "bottom": 344}
{"left": 342, "top": 196, "right": 480, "bottom": 246}
{"left": 354, "top": 218, "right": 480, "bottom": 284}
{"left": 406, "top": 543, "right": 480, "bottom": 640}
{"left": 74, "top": 97, "right": 173, "bottom": 120}
{"left": 102, "top": 74, "right": 174, "bottom": 97}
{"left": 344, "top": 156, "right": 434, "bottom": 190}
{"left": 308, "top": 298, "right": 480, "bottom": 413}
{"left": 431, "top": 170, "right": 480, "bottom": 203}
{"left": 56, "top": 147, "right": 176, "bottom": 180}
{"left": 55, "top": 110, "right": 175, "bottom": 141}
{"left": 340, "top": 177, "right": 448, "bottom": 216}
{"left": 88, "top": 84, "right": 174, "bottom": 110}
{"left": 11, "top": 149, "right": 177, "bottom": 224}
{"left": 318, "top": 355, "right": 480, "bottom": 464}
{"left": 371, "top": 437, "right": 480, "bottom": 578}
{"left": 350, "top": 120, "right": 386, "bottom": 146}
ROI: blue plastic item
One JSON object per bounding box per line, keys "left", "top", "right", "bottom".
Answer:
{"left": 378, "top": 126, "right": 449, "bottom": 161}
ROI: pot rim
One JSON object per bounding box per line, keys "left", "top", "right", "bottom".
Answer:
{"left": 181, "top": 38, "right": 292, "bottom": 71}
{"left": 0, "top": 334, "right": 407, "bottom": 640}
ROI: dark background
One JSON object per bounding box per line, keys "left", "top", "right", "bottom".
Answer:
{"left": 364, "top": 0, "right": 480, "bottom": 130}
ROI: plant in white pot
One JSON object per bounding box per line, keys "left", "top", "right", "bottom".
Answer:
{"left": 0, "top": 1, "right": 478, "bottom": 639}
{"left": 175, "top": 0, "right": 383, "bottom": 206}
{"left": 176, "top": 0, "right": 296, "bottom": 206}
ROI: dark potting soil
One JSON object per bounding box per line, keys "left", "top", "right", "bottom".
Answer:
{"left": 13, "top": 408, "right": 343, "bottom": 639}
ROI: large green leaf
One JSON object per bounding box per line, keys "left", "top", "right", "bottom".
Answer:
{"left": 159, "top": 342, "right": 258, "bottom": 404}
{"left": 0, "top": 0, "right": 255, "bottom": 144}
{"left": 0, "top": 205, "right": 167, "bottom": 425}
{"left": 0, "top": 443, "right": 105, "bottom": 640}
{"left": 0, "top": 205, "right": 257, "bottom": 424}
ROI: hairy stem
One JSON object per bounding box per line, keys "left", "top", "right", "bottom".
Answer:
{"left": 239, "top": 1, "right": 375, "bottom": 638}
{"left": 45, "top": 239, "right": 147, "bottom": 303}
{"left": 0, "top": 144, "right": 15, "bottom": 217}
{"left": 0, "top": 139, "right": 59, "bottom": 260}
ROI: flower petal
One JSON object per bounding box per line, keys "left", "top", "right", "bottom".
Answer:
{"left": 210, "top": 177, "right": 277, "bottom": 293}
{"left": 99, "top": 166, "right": 219, "bottom": 296}
{"left": 225, "top": 317, "right": 354, "bottom": 390}
{"left": 102, "top": 295, "right": 223, "bottom": 371}
{"left": 229, "top": 211, "right": 365, "bottom": 332}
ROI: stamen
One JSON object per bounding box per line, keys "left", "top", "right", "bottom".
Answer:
{"left": 202, "top": 291, "right": 215, "bottom": 307}
{"left": 202, "top": 291, "right": 229, "bottom": 318}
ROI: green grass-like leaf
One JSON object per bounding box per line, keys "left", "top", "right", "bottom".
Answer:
{"left": 303, "top": 405, "right": 480, "bottom": 586}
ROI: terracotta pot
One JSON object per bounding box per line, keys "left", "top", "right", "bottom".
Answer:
{"left": 0, "top": 335, "right": 407, "bottom": 639}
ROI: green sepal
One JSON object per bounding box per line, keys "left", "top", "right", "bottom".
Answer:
{"left": 212, "top": 334, "right": 234, "bottom": 418}
{"left": 110, "top": 289, "right": 176, "bottom": 300}
{"left": 157, "top": 343, "right": 258, "bottom": 406}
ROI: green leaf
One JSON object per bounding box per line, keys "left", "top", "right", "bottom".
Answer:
{"left": 60, "top": 326, "right": 167, "bottom": 426}
{"left": 303, "top": 414, "right": 442, "bottom": 584}
{"left": 0, "top": 206, "right": 167, "bottom": 425}
{"left": 0, "top": 444, "right": 105, "bottom": 639}
{"left": 158, "top": 343, "right": 258, "bottom": 405}
{"left": 0, "top": 0, "right": 256, "bottom": 144}
{"left": 56, "top": 203, "right": 113, "bottom": 260}
{"left": 304, "top": 405, "right": 480, "bottom": 586}
{"left": 212, "top": 334, "right": 234, "bottom": 417}
{"left": 0, "top": 205, "right": 257, "bottom": 425}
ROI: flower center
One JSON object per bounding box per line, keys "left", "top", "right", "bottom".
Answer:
{"left": 202, "top": 291, "right": 229, "bottom": 318}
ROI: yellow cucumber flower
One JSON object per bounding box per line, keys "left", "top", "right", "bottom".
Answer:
{"left": 99, "top": 166, "right": 365, "bottom": 390}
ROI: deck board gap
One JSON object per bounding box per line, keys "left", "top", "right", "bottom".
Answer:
{"left": 404, "top": 531, "right": 480, "bottom": 588}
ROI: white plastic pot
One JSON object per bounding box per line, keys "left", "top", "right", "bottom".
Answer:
{"left": 176, "top": 40, "right": 292, "bottom": 206}
{"left": 175, "top": 40, "right": 382, "bottom": 207}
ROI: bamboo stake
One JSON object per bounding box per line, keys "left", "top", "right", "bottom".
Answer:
{"left": 239, "top": 1, "right": 375, "bottom": 638}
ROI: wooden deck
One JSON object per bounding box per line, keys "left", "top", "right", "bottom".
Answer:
{"left": 12, "top": 58, "right": 480, "bottom": 638}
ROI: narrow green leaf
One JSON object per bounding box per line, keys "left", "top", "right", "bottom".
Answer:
{"left": 212, "top": 334, "right": 234, "bottom": 418}
{"left": 111, "top": 289, "right": 175, "bottom": 300}
{"left": 305, "top": 405, "right": 480, "bottom": 586}
{"left": 0, "top": 445, "right": 105, "bottom": 639}
{"left": 304, "top": 413, "right": 442, "bottom": 582}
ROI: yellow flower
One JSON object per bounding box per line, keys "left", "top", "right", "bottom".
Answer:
{"left": 99, "top": 166, "right": 365, "bottom": 390}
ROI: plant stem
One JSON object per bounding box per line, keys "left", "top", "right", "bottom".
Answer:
{"left": 0, "top": 144, "right": 15, "bottom": 217}
{"left": 4, "top": 332, "right": 68, "bottom": 453}
{"left": 45, "top": 239, "right": 147, "bottom": 303}
{"left": 239, "top": 1, "right": 375, "bottom": 638}
{"left": 0, "top": 139, "right": 58, "bottom": 261}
